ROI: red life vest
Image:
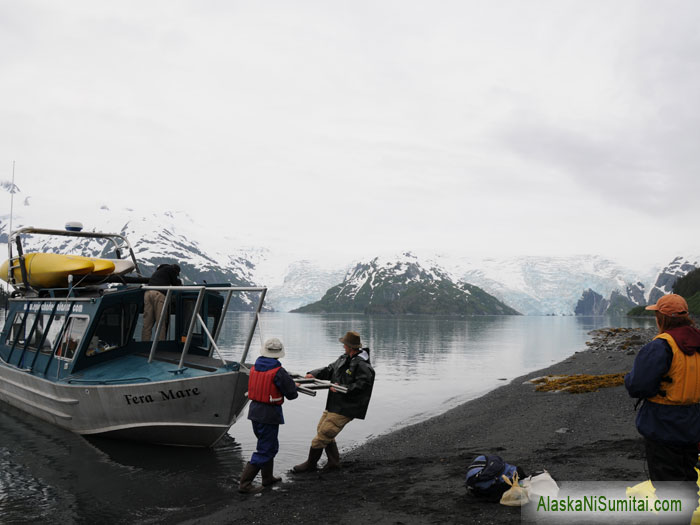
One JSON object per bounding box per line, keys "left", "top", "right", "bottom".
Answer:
{"left": 248, "top": 366, "right": 284, "bottom": 405}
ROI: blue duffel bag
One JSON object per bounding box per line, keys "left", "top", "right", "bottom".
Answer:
{"left": 465, "top": 454, "right": 524, "bottom": 501}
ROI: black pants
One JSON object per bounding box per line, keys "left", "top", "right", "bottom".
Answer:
{"left": 645, "top": 438, "right": 698, "bottom": 523}
{"left": 645, "top": 438, "right": 697, "bottom": 482}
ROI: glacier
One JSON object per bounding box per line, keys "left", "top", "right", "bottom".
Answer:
{"left": 0, "top": 184, "right": 695, "bottom": 314}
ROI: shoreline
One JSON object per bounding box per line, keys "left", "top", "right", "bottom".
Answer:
{"left": 181, "top": 327, "right": 655, "bottom": 525}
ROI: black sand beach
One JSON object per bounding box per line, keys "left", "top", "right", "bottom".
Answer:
{"left": 181, "top": 327, "right": 656, "bottom": 525}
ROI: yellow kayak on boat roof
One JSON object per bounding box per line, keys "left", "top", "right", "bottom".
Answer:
{"left": 1, "top": 253, "right": 95, "bottom": 288}
{"left": 71, "top": 255, "right": 116, "bottom": 276}
{"left": 0, "top": 253, "right": 134, "bottom": 288}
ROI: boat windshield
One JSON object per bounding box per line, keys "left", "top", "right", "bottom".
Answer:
{"left": 87, "top": 303, "right": 139, "bottom": 356}
{"left": 55, "top": 316, "right": 89, "bottom": 360}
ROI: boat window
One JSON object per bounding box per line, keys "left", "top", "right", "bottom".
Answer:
{"left": 40, "top": 314, "right": 66, "bottom": 354}
{"left": 8, "top": 312, "right": 39, "bottom": 348}
{"left": 181, "top": 298, "right": 203, "bottom": 336}
{"left": 206, "top": 315, "right": 216, "bottom": 334}
{"left": 86, "top": 303, "right": 139, "bottom": 357}
{"left": 55, "top": 316, "right": 89, "bottom": 361}
{"left": 26, "top": 313, "right": 50, "bottom": 351}
{"left": 125, "top": 303, "right": 138, "bottom": 340}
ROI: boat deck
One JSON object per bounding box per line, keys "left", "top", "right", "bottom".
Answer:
{"left": 62, "top": 351, "right": 242, "bottom": 385}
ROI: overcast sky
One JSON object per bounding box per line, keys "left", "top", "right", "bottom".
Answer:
{"left": 2, "top": 1, "right": 699, "bottom": 270}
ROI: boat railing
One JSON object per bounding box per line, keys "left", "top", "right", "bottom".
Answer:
{"left": 142, "top": 285, "right": 267, "bottom": 371}
{"left": 7, "top": 227, "right": 143, "bottom": 292}
{"left": 4, "top": 287, "right": 266, "bottom": 376}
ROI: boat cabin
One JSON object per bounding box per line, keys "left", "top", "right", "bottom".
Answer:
{"left": 2, "top": 284, "right": 243, "bottom": 379}
{"left": 1, "top": 227, "right": 266, "bottom": 384}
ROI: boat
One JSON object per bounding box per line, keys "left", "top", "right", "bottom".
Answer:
{"left": 0, "top": 225, "right": 266, "bottom": 447}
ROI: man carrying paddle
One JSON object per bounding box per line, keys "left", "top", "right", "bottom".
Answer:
{"left": 293, "top": 331, "right": 375, "bottom": 473}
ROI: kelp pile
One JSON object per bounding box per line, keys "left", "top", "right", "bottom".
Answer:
{"left": 531, "top": 373, "right": 626, "bottom": 394}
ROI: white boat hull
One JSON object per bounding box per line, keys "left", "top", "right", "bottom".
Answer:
{"left": 0, "top": 363, "right": 250, "bottom": 447}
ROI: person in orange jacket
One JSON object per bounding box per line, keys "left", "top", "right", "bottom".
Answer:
{"left": 625, "top": 294, "right": 700, "bottom": 512}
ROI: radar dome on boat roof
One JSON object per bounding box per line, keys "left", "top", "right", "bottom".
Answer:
{"left": 65, "top": 221, "right": 83, "bottom": 232}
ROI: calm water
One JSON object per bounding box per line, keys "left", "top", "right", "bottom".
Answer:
{"left": 0, "top": 313, "right": 656, "bottom": 522}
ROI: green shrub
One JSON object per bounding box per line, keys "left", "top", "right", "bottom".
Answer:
{"left": 627, "top": 305, "right": 653, "bottom": 316}
{"left": 687, "top": 291, "right": 700, "bottom": 316}
{"left": 673, "top": 268, "right": 700, "bottom": 298}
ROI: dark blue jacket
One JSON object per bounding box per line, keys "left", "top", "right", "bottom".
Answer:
{"left": 625, "top": 329, "right": 700, "bottom": 445}
{"left": 148, "top": 264, "right": 182, "bottom": 287}
{"left": 309, "top": 349, "right": 375, "bottom": 420}
{"left": 247, "top": 356, "right": 298, "bottom": 425}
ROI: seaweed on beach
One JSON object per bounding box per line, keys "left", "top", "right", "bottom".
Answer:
{"left": 531, "top": 373, "right": 626, "bottom": 394}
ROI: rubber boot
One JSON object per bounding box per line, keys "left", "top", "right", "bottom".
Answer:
{"left": 261, "top": 459, "right": 282, "bottom": 486}
{"left": 292, "top": 447, "right": 324, "bottom": 473}
{"left": 238, "top": 462, "right": 264, "bottom": 494}
{"left": 322, "top": 441, "right": 341, "bottom": 471}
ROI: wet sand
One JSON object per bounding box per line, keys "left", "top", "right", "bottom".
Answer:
{"left": 181, "top": 327, "right": 655, "bottom": 525}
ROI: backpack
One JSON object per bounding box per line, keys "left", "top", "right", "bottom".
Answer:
{"left": 465, "top": 455, "right": 524, "bottom": 501}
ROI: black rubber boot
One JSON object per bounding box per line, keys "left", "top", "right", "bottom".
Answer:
{"left": 261, "top": 459, "right": 282, "bottom": 486}
{"left": 292, "top": 447, "right": 324, "bottom": 473}
{"left": 323, "top": 441, "right": 341, "bottom": 471}
{"left": 238, "top": 462, "right": 264, "bottom": 494}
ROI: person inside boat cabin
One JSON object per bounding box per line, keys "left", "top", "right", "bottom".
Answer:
{"left": 239, "top": 337, "right": 298, "bottom": 494}
{"left": 141, "top": 263, "right": 182, "bottom": 341}
{"left": 293, "top": 331, "right": 375, "bottom": 474}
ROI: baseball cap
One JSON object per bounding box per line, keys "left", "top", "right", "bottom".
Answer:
{"left": 645, "top": 294, "right": 689, "bottom": 317}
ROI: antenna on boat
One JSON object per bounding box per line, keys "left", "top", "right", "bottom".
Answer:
{"left": 4, "top": 161, "right": 15, "bottom": 320}
{"left": 8, "top": 161, "right": 15, "bottom": 242}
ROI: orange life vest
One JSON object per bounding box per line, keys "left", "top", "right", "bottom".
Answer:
{"left": 248, "top": 366, "right": 283, "bottom": 405}
{"left": 647, "top": 333, "right": 700, "bottom": 405}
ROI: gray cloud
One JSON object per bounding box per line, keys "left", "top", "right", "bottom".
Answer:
{"left": 2, "top": 1, "right": 700, "bottom": 265}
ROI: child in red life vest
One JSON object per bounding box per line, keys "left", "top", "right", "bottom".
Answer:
{"left": 238, "top": 338, "right": 298, "bottom": 494}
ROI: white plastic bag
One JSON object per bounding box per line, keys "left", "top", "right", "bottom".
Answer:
{"left": 521, "top": 470, "right": 559, "bottom": 502}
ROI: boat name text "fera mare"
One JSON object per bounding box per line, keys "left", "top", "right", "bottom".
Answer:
{"left": 124, "top": 387, "right": 201, "bottom": 406}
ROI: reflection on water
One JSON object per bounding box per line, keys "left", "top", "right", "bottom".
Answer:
{"left": 0, "top": 312, "right": 656, "bottom": 520}
{"left": 0, "top": 401, "right": 243, "bottom": 523}
{"left": 219, "top": 313, "right": 656, "bottom": 473}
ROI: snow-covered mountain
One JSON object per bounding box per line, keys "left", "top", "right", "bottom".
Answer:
{"left": 2, "top": 182, "right": 697, "bottom": 315}
{"left": 0, "top": 210, "right": 266, "bottom": 310}
{"left": 0, "top": 184, "right": 344, "bottom": 311}
{"left": 437, "top": 255, "right": 654, "bottom": 316}
{"left": 0, "top": 180, "right": 20, "bottom": 195}
{"left": 266, "top": 260, "right": 348, "bottom": 313}
{"left": 646, "top": 256, "right": 700, "bottom": 304}
{"left": 294, "top": 253, "right": 520, "bottom": 315}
